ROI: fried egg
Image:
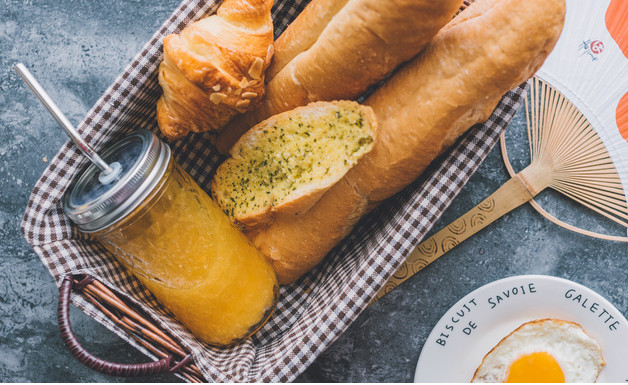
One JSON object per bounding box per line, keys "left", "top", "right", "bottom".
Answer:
{"left": 471, "top": 319, "right": 605, "bottom": 383}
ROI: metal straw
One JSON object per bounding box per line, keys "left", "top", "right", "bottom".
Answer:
{"left": 13, "top": 63, "right": 115, "bottom": 176}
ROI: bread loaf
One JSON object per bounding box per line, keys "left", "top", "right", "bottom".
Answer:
{"left": 213, "top": 0, "right": 464, "bottom": 153}
{"left": 266, "top": 0, "right": 349, "bottom": 79}
{"left": 156, "top": 0, "right": 274, "bottom": 140}
{"left": 211, "top": 101, "right": 377, "bottom": 229}
{"left": 247, "top": 0, "right": 566, "bottom": 284}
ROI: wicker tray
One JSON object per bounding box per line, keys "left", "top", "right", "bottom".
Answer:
{"left": 20, "top": 0, "right": 526, "bottom": 381}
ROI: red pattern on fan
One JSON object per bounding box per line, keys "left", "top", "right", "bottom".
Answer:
{"left": 617, "top": 92, "right": 628, "bottom": 142}
{"left": 607, "top": 0, "right": 628, "bottom": 142}
{"left": 606, "top": 0, "right": 628, "bottom": 59}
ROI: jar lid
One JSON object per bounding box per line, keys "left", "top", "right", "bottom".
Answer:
{"left": 63, "top": 129, "right": 171, "bottom": 233}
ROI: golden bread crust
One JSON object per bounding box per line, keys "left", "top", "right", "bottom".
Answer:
{"left": 250, "top": 177, "right": 369, "bottom": 283}
{"left": 353, "top": 0, "right": 565, "bottom": 203}
{"left": 267, "top": 0, "right": 350, "bottom": 79}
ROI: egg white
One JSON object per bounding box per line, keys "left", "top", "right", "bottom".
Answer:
{"left": 471, "top": 319, "right": 605, "bottom": 383}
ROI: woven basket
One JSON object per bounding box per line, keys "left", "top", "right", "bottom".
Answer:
{"left": 20, "top": 0, "right": 526, "bottom": 381}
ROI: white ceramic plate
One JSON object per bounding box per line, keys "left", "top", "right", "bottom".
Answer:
{"left": 415, "top": 275, "right": 628, "bottom": 382}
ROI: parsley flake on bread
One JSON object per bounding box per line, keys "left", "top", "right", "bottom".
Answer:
{"left": 211, "top": 100, "right": 377, "bottom": 229}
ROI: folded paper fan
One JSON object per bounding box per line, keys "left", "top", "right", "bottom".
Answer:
{"left": 529, "top": 0, "right": 628, "bottom": 235}
{"left": 500, "top": 77, "right": 628, "bottom": 235}
{"left": 371, "top": 0, "right": 628, "bottom": 303}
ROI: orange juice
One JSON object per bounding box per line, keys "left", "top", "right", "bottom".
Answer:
{"left": 96, "top": 160, "right": 278, "bottom": 346}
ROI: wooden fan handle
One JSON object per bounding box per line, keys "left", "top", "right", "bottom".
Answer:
{"left": 372, "top": 174, "right": 536, "bottom": 303}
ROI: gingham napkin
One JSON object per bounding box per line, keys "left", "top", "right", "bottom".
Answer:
{"left": 20, "top": 0, "right": 526, "bottom": 381}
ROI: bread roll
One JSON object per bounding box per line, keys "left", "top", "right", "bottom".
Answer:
{"left": 249, "top": 0, "right": 566, "bottom": 284}
{"left": 213, "top": 0, "right": 464, "bottom": 153}
{"left": 211, "top": 101, "right": 377, "bottom": 229}
{"left": 267, "top": 0, "right": 349, "bottom": 79}
{"left": 156, "top": 0, "right": 274, "bottom": 140}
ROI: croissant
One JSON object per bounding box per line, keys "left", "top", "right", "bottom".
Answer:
{"left": 156, "top": 0, "right": 274, "bottom": 140}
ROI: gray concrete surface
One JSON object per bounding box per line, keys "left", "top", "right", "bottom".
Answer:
{"left": 1, "top": 0, "right": 626, "bottom": 382}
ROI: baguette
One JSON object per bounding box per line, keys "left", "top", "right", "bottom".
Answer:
{"left": 211, "top": 101, "right": 377, "bottom": 229}
{"left": 248, "top": 0, "right": 566, "bottom": 284}
{"left": 267, "top": 0, "right": 349, "bottom": 79}
{"left": 213, "top": 0, "right": 464, "bottom": 153}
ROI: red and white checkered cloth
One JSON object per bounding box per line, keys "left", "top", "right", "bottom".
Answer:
{"left": 20, "top": 0, "right": 526, "bottom": 381}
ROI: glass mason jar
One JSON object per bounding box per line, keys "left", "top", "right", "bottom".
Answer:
{"left": 64, "top": 129, "right": 278, "bottom": 346}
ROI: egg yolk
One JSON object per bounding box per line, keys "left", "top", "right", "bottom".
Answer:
{"left": 506, "top": 352, "right": 565, "bottom": 383}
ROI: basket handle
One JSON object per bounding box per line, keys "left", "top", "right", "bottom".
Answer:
{"left": 57, "top": 275, "right": 186, "bottom": 377}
